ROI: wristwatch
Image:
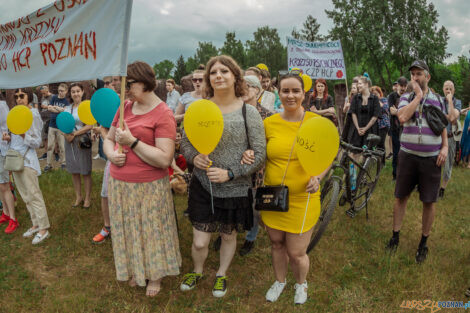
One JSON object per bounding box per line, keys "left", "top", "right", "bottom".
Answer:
{"left": 227, "top": 169, "right": 234, "bottom": 181}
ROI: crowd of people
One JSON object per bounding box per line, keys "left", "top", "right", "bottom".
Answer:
{"left": 0, "top": 55, "right": 469, "bottom": 301}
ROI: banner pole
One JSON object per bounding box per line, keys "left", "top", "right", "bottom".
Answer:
{"left": 118, "top": 76, "right": 127, "bottom": 153}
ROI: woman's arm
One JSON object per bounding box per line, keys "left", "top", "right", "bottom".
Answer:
{"left": 73, "top": 124, "right": 93, "bottom": 136}
{"left": 174, "top": 101, "right": 185, "bottom": 123}
{"left": 104, "top": 126, "right": 126, "bottom": 167}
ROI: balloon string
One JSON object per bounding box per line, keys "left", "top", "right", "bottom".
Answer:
{"left": 209, "top": 179, "right": 214, "bottom": 215}
{"left": 299, "top": 192, "right": 310, "bottom": 236}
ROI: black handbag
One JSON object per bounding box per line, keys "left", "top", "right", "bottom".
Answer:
{"left": 242, "top": 105, "right": 305, "bottom": 212}
{"left": 77, "top": 133, "right": 92, "bottom": 149}
{"left": 423, "top": 104, "right": 448, "bottom": 136}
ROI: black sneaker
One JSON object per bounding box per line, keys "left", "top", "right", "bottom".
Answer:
{"left": 38, "top": 153, "right": 47, "bottom": 160}
{"left": 239, "top": 240, "right": 254, "bottom": 256}
{"left": 438, "top": 188, "right": 445, "bottom": 199}
{"left": 386, "top": 237, "right": 399, "bottom": 253}
{"left": 55, "top": 153, "right": 59, "bottom": 162}
{"left": 180, "top": 272, "right": 202, "bottom": 291}
{"left": 43, "top": 165, "right": 52, "bottom": 173}
{"left": 212, "top": 275, "right": 227, "bottom": 297}
{"left": 213, "top": 235, "right": 221, "bottom": 252}
{"left": 415, "top": 246, "right": 428, "bottom": 264}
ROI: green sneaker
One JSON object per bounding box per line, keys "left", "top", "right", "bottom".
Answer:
{"left": 212, "top": 275, "right": 227, "bottom": 297}
{"left": 180, "top": 272, "right": 202, "bottom": 291}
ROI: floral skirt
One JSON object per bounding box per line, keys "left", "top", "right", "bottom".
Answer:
{"left": 108, "top": 176, "right": 181, "bottom": 286}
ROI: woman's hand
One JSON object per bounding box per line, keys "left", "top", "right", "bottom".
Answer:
{"left": 241, "top": 149, "right": 255, "bottom": 165}
{"left": 310, "top": 105, "right": 318, "bottom": 113}
{"left": 306, "top": 176, "right": 321, "bottom": 193}
{"left": 206, "top": 167, "right": 229, "bottom": 183}
{"left": 65, "top": 133, "right": 75, "bottom": 143}
{"left": 193, "top": 154, "right": 212, "bottom": 170}
{"left": 358, "top": 128, "right": 366, "bottom": 136}
{"left": 343, "top": 102, "right": 350, "bottom": 113}
{"left": 115, "top": 121, "right": 136, "bottom": 146}
{"left": 2, "top": 132, "right": 11, "bottom": 142}
{"left": 109, "top": 150, "right": 127, "bottom": 167}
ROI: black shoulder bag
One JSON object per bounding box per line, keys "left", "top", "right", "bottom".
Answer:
{"left": 242, "top": 104, "right": 305, "bottom": 212}
{"left": 71, "top": 106, "right": 92, "bottom": 149}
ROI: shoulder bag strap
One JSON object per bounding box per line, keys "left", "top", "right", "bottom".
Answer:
{"left": 280, "top": 111, "right": 306, "bottom": 185}
{"left": 242, "top": 103, "right": 251, "bottom": 149}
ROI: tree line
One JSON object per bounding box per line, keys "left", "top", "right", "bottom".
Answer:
{"left": 153, "top": 0, "right": 470, "bottom": 105}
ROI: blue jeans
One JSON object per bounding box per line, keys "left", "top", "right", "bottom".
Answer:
{"left": 245, "top": 209, "right": 260, "bottom": 242}
{"left": 98, "top": 137, "right": 107, "bottom": 161}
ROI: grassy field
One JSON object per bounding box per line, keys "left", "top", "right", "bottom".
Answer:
{"left": 0, "top": 162, "right": 469, "bottom": 313}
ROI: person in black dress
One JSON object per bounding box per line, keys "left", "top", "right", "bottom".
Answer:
{"left": 349, "top": 76, "right": 380, "bottom": 149}
{"left": 307, "top": 78, "right": 336, "bottom": 124}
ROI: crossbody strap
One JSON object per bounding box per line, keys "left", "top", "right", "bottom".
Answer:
{"left": 280, "top": 111, "right": 306, "bottom": 185}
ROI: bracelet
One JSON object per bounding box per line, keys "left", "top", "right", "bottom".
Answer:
{"left": 130, "top": 138, "right": 140, "bottom": 149}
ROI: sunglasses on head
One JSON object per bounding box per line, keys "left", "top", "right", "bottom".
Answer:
{"left": 192, "top": 78, "right": 203, "bottom": 83}
{"left": 14, "top": 93, "right": 26, "bottom": 100}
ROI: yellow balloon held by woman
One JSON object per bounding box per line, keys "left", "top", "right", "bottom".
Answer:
{"left": 77, "top": 100, "right": 97, "bottom": 125}
{"left": 184, "top": 99, "right": 224, "bottom": 155}
{"left": 7, "top": 105, "right": 33, "bottom": 135}
{"left": 301, "top": 74, "right": 313, "bottom": 92}
{"left": 296, "top": 116, "right": 339, "bottom": 176}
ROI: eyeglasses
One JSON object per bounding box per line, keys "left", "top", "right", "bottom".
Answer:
{"left": 14, "top": 93, "right": 26, "bottom": 100}
{"left": 126, "top": 79, "right": 137, "bottom": 89}
{"left": 192, "top": 78, "right": 203, "bottom": 83}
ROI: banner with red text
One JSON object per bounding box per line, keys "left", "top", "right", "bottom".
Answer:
{"left": 0, "top": 0, "right": 133, "bottom": 89}
{"left": 287, "top": 36, "right": 346, "bottom": 80}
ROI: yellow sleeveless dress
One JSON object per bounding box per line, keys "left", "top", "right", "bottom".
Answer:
{"left": 260, "top": 112, "right": 321, "bottom": 234}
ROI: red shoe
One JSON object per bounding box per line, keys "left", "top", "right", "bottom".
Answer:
{"left": 5, "top": 218, "right": 18, "bottom": 234}
{"left": 0, "top": 213, "right": 10, "bottom": 224}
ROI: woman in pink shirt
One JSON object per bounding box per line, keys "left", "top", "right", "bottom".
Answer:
{"left": 103, "top": 61, "right": 181, "bottom": 297}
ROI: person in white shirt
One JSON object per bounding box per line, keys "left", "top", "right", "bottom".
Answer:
{"left": 2, "top": 88, "right": 50, "bottom": 244}
{"left": 165, "top": 79, "right": 181, "bottom": 113}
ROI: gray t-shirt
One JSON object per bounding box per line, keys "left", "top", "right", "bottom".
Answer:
{"left": 181, "top": 104, "right": 266, "bottom": 197}
{"left": 179, "top": 92, "right": 199, "bottom": 112}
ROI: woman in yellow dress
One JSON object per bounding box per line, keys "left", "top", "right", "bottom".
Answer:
{"left": 255, "top": 73, "right": 328, "bottom": 304}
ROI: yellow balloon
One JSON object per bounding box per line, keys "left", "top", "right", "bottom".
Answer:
{"left": 296, "top": 116, "right": 339, "bottom": 176}
{"left": 6, "top": 105, "right": 33, "bottom": 135}
{"left": 184, "top": 99, "right": 224, "bottom": 155}
{"left": 77, "top": 100, "right": 96, "bottom": 125}
{"left": 302, "top": 74, "right": 313, "bottom": 92}
{"left": 256, "top": 63, "right": 268, "bottom": 71}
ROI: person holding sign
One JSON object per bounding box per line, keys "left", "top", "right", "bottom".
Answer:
{"left": 103, "top": 61, "right": 181, "bottom": 297}
{"left": 180, "top": 55, "right": 266, "bottom": 298}
{"left": 0, "top": 96, "right": 16, "bottom": 232}
{"left": 257, "top": 74, "right": 327, "bottom": 305}
{"left": 63, "top": 83, "right": 93, "bottom": 209}
{"left": 2, "top": 88, "right": 50, "bottom": 243}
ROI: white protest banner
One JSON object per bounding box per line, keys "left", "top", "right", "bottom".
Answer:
{"left": 287, "top": 36, "right": 346, "bottom": 80}
{"left": 0, "top": 0, "right": 133, "bottom": 89}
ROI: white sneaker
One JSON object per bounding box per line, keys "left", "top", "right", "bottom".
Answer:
{"left": 23, "top": 227, "right": 40, "bottom": 238}
{"left": 32, "top": 231, "right": 50, "bottom": 245}
{"left": 294, "top": 281, "right": 308, "bottom": 304}
{"left": 265, "top": 280, "right": 286, "bottom": 302}
{"left": 93, "top": 154, "right": 100, "bottom": 160}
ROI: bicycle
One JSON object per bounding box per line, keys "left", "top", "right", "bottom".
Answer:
{"left": 306, "top": 134, "right": 384, "bottom": 253}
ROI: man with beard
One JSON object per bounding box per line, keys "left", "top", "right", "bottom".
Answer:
{"left": 386, "top": 60, "right": 448, "bottom": 264}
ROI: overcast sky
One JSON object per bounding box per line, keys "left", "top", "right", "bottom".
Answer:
{"left": 0, "top": 0, "right": 468, "bottom": 67}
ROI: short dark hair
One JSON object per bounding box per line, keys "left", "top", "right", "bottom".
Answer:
{"left": 14, "top": 87, "right": 34, "bottom": 105}
{"left": 279, "top": 73, "right": 304, "bottom": 91}
{"left": 127, "top": 61, "right": 156, "bottom": 92}
{"left": 397, "top": 76, "right": 408, "bottom": 87}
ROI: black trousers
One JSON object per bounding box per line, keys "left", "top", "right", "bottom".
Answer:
{"left": 391, "top": 130, "right": 400, "bottom": 179}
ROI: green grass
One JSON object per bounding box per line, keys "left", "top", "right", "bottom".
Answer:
{"left": 0, "top": 162, "right": 469, "bottom": 312}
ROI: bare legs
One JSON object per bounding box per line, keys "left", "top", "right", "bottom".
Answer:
{"left": 71, "top": 174, "right": 92, "bottom": 207}
{"left": 0, "top": 182, "right": 15, "bottom": 219}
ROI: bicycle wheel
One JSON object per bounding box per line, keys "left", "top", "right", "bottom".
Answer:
{"left": 353, "top": 156, "right": 379, "bottom": 212}
{"left": 306, "top": 177, "right": 340, "bottom": 253}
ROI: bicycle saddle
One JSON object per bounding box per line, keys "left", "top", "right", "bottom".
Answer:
{"left": 366, "top": 134, "right": 381, "bottom": 148}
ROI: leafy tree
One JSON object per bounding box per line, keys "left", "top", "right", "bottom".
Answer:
{"left": 246, "top": 26, "right": 287, "bottom": 76}
{"left": 220, "top": 32, "right": 245, "bottom": 68}
{"left": 153, "top": 59, "right": 174, "bottom": 79}
{"left": 326, "top": 0, "right": 449, "bottom": 87}
{"left": 185, "top": 56, "right": 199, "bottom": 73}
{"left": 173, "top": 55, "right": 187, "bottom": 84}
{"left": 291, "top": 15, "right": 325, "bottom": 42}
{"left": 194, "top": 41, "right": 219, "bottom": 66}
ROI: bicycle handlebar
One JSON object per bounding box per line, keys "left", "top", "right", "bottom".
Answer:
{"left": 340, "top": 141, "right": 385, "bottom": 157}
